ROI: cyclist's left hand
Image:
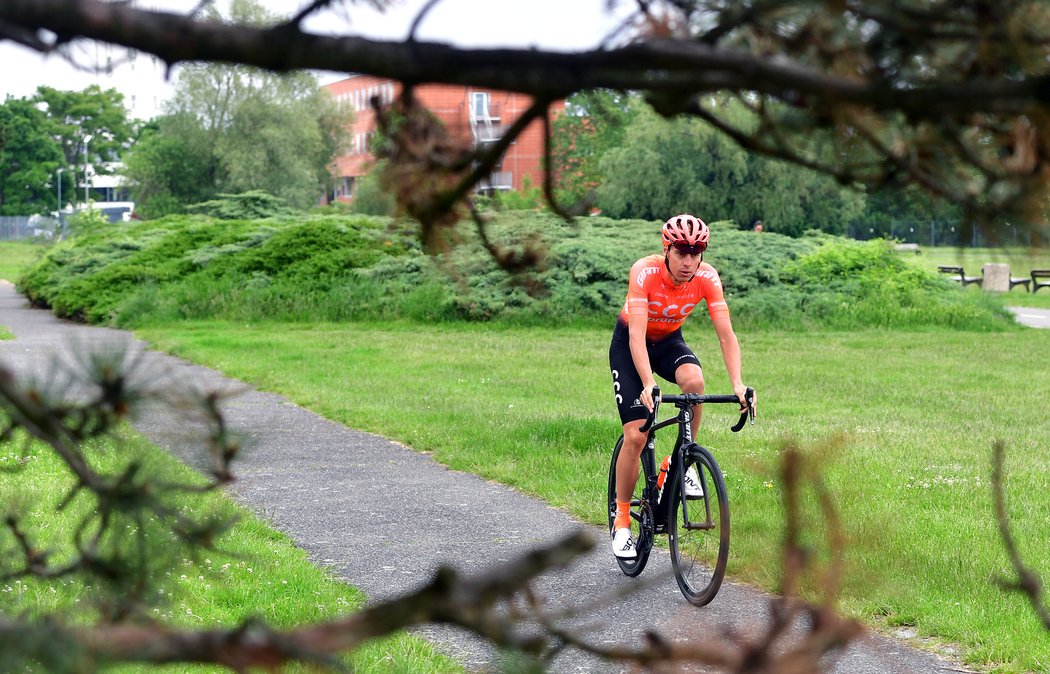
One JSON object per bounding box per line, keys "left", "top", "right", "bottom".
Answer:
{"left": 734, "top": 383, "right": 754, "bottom": 411}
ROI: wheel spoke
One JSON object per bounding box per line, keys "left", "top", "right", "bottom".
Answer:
{"left": 669, "top": 449, "right": 729, "bottom": 605}
{"left": 608, "top": 435, "right": 653, "bottom": 577}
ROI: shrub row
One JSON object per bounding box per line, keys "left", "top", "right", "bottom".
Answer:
{"left": 18, "top": 211, "right": 1013, "bottom": 330}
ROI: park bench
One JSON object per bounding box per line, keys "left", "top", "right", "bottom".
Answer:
{"left": 937, "top": 265, "right": 982, "bottom": 286}
{"left": 1033, "top": 269, "right": 1050, "bottom": 293}
{"left": 894, "top": 243, "right": 921, "bottom": 255}
{"left": 1009, "top": 273, "right": 1032, "bottom": 292}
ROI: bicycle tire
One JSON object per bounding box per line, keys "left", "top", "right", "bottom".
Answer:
{"left": 667, "top": 445, "right": 729, "bottom": 605}
{"left": 607, "top": 434, "right": 652, "bottom": 577}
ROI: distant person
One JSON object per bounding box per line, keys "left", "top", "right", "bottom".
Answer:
{"left": 753, "top": 220, "right": 764, "bottom": 233}
{"left": 608, "top": 214, "right": 754, "bottom": 558}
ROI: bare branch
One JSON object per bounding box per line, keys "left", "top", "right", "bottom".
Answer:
{"left": 992, "top": 441, "right": 1050, "bottom": 629}
{"left": 0, "top": 0, "right": 1046, "bottom": 117}
{"left": 5, "top": 531, "right": 595, "bottom": 669}
{"left": 407, "top": 0, "right": 442, "bottom": 42}
{"left": 282, "top": 0, "right": 340, "bottom": 30}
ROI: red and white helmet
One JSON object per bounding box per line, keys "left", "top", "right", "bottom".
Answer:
{"left": 661, "top": 214, "right": 710, "bottom": 250}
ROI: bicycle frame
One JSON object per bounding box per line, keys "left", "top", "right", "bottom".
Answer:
{"left": 636, "top": 389, "right": 752, "bottom": 532}
{"left": 642, "top": 400, "right": 719, "bottom": 532}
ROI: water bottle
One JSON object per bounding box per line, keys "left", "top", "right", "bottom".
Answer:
{"left": 657, "top": 455, "right": 671, "bottom": 492}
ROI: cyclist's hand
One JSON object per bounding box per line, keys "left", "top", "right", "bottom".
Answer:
{"left": 640, "top": 382, "right": 659, "bottom": 411}
{"left": 735, "top": 383, "right": 754, "bottom": 412}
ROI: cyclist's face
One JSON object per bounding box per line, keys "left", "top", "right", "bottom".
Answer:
{"left": 665, "top": 245, "right": 702, "bottom": 282}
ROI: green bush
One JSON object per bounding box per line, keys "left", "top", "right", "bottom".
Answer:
{"left": 186, "top": 191, "right": 295, "bottom": 219}
{"left": 18, "top": 211, "right": 1013, "bottom": 331}
{"left": 348, "top": 169, "right": 395, "bottom": 216}
{"left": 64, "top": 206, "right": 111, "bottom": 238}
{"left": 727, "top": 238, "right": 1014, "bottom": 330}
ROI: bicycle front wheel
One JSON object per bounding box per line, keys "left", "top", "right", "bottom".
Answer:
{"left": 668, "top": 445, "right": 729, "bottom": 605}
{"left": 607, "top": 434, "right": 652, "bottom": 577}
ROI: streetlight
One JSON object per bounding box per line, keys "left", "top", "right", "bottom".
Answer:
{"left": 55, "top": 167, "right": 64, "bottom": 213}
{"left": 83, "top": 134, "right": 94, "bottom": 206}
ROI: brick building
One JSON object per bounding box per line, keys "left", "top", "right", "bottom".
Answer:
{"left": 324, "top": 75, "right": 563, "bottom": 202}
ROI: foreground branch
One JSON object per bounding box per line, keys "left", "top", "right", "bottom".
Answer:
{"left": 0, "top": 0, "right": 1046, "bottom": 117}
{"left": 19, "top": 531, "right": 594, "bottom": 670}
{"left": 992, "top": 441, "right": 1050, "bottom": 629}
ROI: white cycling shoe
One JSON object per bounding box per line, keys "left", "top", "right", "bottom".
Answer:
{"left": 683, "top": 465, "right": 705, "bottom": 498}
{"left": 611, "top": 527, "right": 637, "bottom": 558}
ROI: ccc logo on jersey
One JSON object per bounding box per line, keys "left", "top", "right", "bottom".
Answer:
{"left": 647, "top": 301, "right": 697, "bottom": 319}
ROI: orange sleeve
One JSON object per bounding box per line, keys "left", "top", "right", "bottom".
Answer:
{"left": 702, "top": 267, "right": 731, "bottom": 321}
{"left": 626, "top": 258, "right": 660, "bottom": 318}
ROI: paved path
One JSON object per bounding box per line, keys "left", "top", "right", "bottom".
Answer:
{"left": 1008, "top": 306, "right": 1050, "bottom": 328}
{"left": 0, "top": 281, "right": 967, "bottom": 673}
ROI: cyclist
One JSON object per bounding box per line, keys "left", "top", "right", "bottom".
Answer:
{"left": 608, "top": 214, "right": 752, "bottom": 558}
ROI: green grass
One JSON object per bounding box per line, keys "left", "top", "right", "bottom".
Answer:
{"left": 902, "top": 245, "right": 1050, "bottom": 308}
{"left": 136, "top": 319, "right": 1050, "bottom": 673}
{"left": 0, "top": 327, "right": 12, "bottom": 340}
{"left": 0, "top": 240, "right": 48, "bottom": 283}
{"left": 0, "top": 426, "right": 459, "bottom": 673}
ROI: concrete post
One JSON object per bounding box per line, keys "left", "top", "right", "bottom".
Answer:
{"left": 982, "top": 263, "right": 1010, "bottom": 292}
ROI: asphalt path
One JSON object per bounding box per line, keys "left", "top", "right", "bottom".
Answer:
{"left": 1007, "top": 306, "right": 1050, "bottom": 328}
{"left": 0, "top": 281, "right": 967, "bottom": 673}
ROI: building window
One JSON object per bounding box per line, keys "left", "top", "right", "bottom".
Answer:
{"left": 471, "top": 92, "right": 490, "bottom": 119}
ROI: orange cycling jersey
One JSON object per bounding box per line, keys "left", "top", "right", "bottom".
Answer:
{"left": 618, "top": 254, "right": 730, "bottom": 340}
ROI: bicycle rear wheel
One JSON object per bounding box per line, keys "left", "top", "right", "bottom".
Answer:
{"left": 607, "top": 435, "right": 652, "bottom": 577}
{"left": 668, "top": 445, "right": 729, "bottom": 605}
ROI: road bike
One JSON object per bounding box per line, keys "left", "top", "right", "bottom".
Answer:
{"left": 606, "top": 386, "right": 755, "bottom": 606}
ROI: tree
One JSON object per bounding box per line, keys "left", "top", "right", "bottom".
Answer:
{"left": 736, "top": 153, "right": 866, "bottom": 237}
{"left": 595, "top": 100, "right": 864, "bottom": 234}
{"left": 33, "top": 85, "right": 134, "bottom": 188}
{"left": 550, "top": 90, "right": 639, "bottom": 206}
{"left": 597, "top": 101, "right": 748, "bottom": 220}
{"left": 1, "top": 0, "right": 1046, "bottom": 245}
{"left": 0, "top": 86, "right": 132, "bottom": 215}
{"left": 123, "top": 114, "right": 217, "bottom": 218}
{"left": 0, "top": 97, "right": 64, "bottom": 215}
{"left": 121, "top": 0, "right": 353, "bottom": 216}
{"left": 122, "top": 62, "right": 348, "bottom": 215}
{"left": 348, "top": 163, "right": 396, "bottom": 216}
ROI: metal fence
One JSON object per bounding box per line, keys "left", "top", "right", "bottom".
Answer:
{"left": 0, "top": 216, "right": 60, "bottom": 241}
{"left": 0, "top": 216, "right": 34, "bottom": 240}
{"left": 846, "top": 220, "right": 1036, "bottom": 248}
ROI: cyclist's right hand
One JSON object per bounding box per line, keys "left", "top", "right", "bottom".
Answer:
{"left": 640, "top": 381, "right": 659, "bottom": 412}
{"left": 639, "top": 385, "right": 661, "bottom": 433}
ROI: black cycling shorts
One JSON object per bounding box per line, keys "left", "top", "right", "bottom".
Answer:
{"left": 608, "top": 320, "right": 701, "bottom": 425}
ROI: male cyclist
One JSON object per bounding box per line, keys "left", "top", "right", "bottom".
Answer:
{"left": 608, "top": 214, "right": 752, "bottom": 558}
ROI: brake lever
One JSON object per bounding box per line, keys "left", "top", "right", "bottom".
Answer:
{"left": 730, "top": 387, "right": 755, "bottom": 433}
{"left": 638, "top": 386, "right": 661, "bottom": 433}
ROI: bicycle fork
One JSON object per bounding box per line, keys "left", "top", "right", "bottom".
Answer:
{"left": 670, "top": 406, "right": 718, "bottom": 532}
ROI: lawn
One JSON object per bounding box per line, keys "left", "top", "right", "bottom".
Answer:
{"left": 137, "top": 319, "right": 1050, "bottom": 673}
{"left": 0, "top": 240, "right": 47, "bottom": 283}
{"left": 0, "top": 426, "right": 459, "bottom": 673}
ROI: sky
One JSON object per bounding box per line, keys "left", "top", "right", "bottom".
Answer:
{"left": 0, "top": 0, "right": 633, "bottom": 120}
